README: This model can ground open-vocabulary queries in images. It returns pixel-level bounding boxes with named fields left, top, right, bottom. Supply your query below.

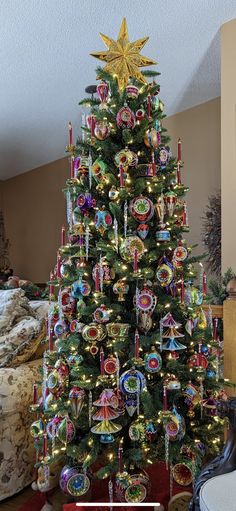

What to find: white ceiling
left=0, top=0, right=236, bottom=180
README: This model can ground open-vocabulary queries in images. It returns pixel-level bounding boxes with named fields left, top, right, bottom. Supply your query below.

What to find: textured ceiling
left=0, top=0, right=236, bottom=180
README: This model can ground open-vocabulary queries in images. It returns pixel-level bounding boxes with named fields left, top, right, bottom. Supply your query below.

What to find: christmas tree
left=31, top=19, right=225, bottom=505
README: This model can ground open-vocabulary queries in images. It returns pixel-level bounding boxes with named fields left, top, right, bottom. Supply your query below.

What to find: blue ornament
left=206, top=368, right=216, bottom=379
left=100, top=434, right=115, bottom=443
left=95, top=209, right=112, bottom=234
left=120, top=369, right=146, bottom=395
left=156, top=229, right=170, bottom=242
left=71, top=280, right=91, bottom=299
left=67, top=354, right=83, bottom=367
left=162, top=337, right=187, bottom=351
left=54, top=320, right=67, bottom=337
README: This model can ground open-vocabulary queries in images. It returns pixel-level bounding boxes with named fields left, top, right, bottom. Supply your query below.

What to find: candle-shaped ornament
left=147, top=92, right=151, bottom=119
left=203, top=271, right=207, bottom=295
left=182, top=201, right=188, bottom=227
left=61, top=226, right=65, bottom=246
left=57, top=251, right=61, bottom=278
left=176, top=162, right=181, bottom=185
left=133, top=248, right=138, bottom=272
left=43, top=432, right=48, bottom=459
left=49, top=271, right=54, bottom=299
left=119, top=164, right=125, bottom=188
left=68, top=122, right=73, bottom=146
left=49, top=328, right=54, bottom=352
left=134, top=328, right=140, bottom=359
left=33, top=383, right=38, bottom=404
left=177, top=138, right=182, bottom=162
left=100, top=347, right=105, bottom=375
left=95, top=267, right=100, bottom=292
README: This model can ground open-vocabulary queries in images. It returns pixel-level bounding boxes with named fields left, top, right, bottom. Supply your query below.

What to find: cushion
left=200, top=470, right=236, bottom=511
left=0, top=290, right=50, bottom=368
left=0, top=288, right=35, bottom=334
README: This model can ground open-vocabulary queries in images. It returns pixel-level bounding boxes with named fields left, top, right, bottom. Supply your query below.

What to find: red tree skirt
left=18, top=462, right=192, bottom=511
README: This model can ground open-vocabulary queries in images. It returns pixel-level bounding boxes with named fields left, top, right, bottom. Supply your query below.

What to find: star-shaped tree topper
left=90, top=18, right=156, bottom=90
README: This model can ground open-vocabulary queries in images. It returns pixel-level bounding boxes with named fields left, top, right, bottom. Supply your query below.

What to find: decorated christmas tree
left=30, top=19, right=225, bottom=505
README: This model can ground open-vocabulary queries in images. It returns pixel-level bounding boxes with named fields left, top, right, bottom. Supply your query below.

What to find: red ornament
left=116, top=106, right=135, bottom=129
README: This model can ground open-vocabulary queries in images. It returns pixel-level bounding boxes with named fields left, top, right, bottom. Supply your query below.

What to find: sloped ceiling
left=0, top=0, right=235, bottom=179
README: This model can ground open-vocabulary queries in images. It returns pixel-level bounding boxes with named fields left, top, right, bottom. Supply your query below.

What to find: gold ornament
left=90, top=18, right=156, bottom=90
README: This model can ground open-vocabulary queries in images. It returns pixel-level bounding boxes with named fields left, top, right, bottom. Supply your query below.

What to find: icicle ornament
left=114, top=217, right=119, bottom=252
left=88, top=151, right=93, bottom=190
left=85, top=225, right=90, bottom=261
left=124, top=201, right=128, bottom=238
left=66, top=190, right=73, bottom=229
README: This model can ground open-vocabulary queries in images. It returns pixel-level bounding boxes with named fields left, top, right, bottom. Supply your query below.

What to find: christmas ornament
left=183, top=382, right=200, bottom=406
left=94, top=120, right=110, bottom=140
left=114, top=148, right=133, bottom=168
left=187, top=353, right=208, bottom=370
left=129, top=420, right=145, bottom=441
left=91, top=389, right=122, bottom=442
left=172, top=462, right=193, bottom=486
left=156, top=228, right=170, bottom=242
left=95, top=209, right=113, bottom=234
left=173, top=241, right=188, bottom=266
left=67, top=354, right=84, bottom=367
left=116, top=469, right=150, bottom=503
left=60, top=465, right=91, bottom=497
left=144, top=128, right=161, bottom=149
left=120, top=368, right=146, bottom=416
left=57, top=417, right=75, bottom=443
left=92, top=261, right=115, bottom=288
left=137, top=223, right=149, bottom=240
left=92, top=158, right=107, bottom=183
left=54, top=319, right=67, bottom=338
left=93, top=304, right=110, bottom=323
left=109, top=185, right=119, bottom=200
left=135, top=286, right=157, bottom=334
left=61, top=289, right=75, bottom=313
left=158, top=146, right=171, bottom=168
left=54, top=358, right=69, bottom=378
left=155, top=194, right=165, bottom=224
left=156, top=256, right=174, bottom=287
left=69, top=387, right=85, bottom=418
left=145, top=421, right=157, bottom=442
left=129, top=196, right=154, bottom=223
left=106, top=323, right=130, bottom=339
left=203, top=396, right=218, bottom=416
left=164, top=190, right=177, bottom=217
left=116, top=106, right=136, bottom=129
left=76, top=193, right=96, bottom=214
left=136, top=108, right=145, bottom=120
left=71, top=280, right=91, bottom=298
left=113, top=279, right=129, bottom=301
left=120, top=236, right=145, bottom=262
left=69, top=319, right=84, bottom=334
left=30, top=419, right=44, bottom=438
left=126, top=85, right=139, bottom=98
left=97, top=81, right=110, bottom=108
left=164, top=374, right=181, bottom=390
left=91, top=18, right=156, bottom=90
left=104, top=355, right=119, bottom=375
left=82, top=323, right=106, bottom=344
left=144, top=347, right=162, bottom=373
left=197, top=308, right=207, bottom=330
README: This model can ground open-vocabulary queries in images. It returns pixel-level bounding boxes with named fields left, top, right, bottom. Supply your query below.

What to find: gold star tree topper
left=90, top=18, right=156, bottom=90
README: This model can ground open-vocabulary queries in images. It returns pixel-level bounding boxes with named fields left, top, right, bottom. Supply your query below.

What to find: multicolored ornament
left=156, top=228, right=170, bottom=242
left=164, top=190, right=177, bottom=217
left=126, top=85, right=139, bottom=99
left=82, top=323, right=106, bottom=343
left=60, top=465, right=91, bottom=497
left=124, top=470, right=150, bottom=503
left=97, top=81, right=110, bottom=108
left=183, top=382, right=200, bottom=406
left=91, top=389, right=122, bottom=441
left=94, top=120, right=110, bottom=140
left=164, top=374, right=181, bottom=390
left=144, top=128, right=161, bottom=149
left=135, top=108, right=145, bottom=121
left=116, top=106, right=135, bottom=129
left=106, top=323, right=130, bottom=339
left=92, top=158, right=107, bottom=183
left=57, top=417, right=75, bottom=443
left=135, top=286, right=157, bottom=315
left=120, top=236, right=145, bottom=262
left=69, top=387, right=86, bottom=418
left=109, top=185, right=119, bottom=200
left=129, top=420, right=145, bottom=441
left=30, top=419, right=44, bottom=438
left=158, top=146, right=171, bottom=167
left=95, top=209, right=113, bottom=234
left=129, top=196, right=154, bottom=223
left=156, top=256, right=174, bottom=287
left=76, top=193, right=96, bottom=213
left=71, top=280, right=91, bottom=299
left=61, top=289, right=75, bottom=313
left=69, top=319, right=84, bottom=334
left=137, top=223, right=149, bottom=240
left=54, top=319, right=67, bottom=338
left=144, top=347, right=162, bottom=373
left=104, top=355, right=119, bottom=375
left=172, top=462, right=193, bottom=486
left=67, top=354, right=83, bottom=367
left=93, top=304, right=110, bottom=323
left=173, top=242, right=188, bottom=266
left=120, top=369, right=146, bottom=395
left=113, top=279, right=129, bottom=301
left=145, top=421, right=157, bottom=442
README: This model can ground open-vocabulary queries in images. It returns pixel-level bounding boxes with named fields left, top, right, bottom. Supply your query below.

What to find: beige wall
left=2, top=158, right=68, bottom=282
left=1, top=98, right=221, bottom=283
left=164, top=97, right=221, bottom=257
left=221, top=19, right=236, bottom=273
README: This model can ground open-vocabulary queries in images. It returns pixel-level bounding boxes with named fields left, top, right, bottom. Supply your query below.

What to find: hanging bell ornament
left=97, top=81, right=110, bottom=109
left=94, top=120, right=110, bottom=140
left=144, top=128, right=161, bottom=149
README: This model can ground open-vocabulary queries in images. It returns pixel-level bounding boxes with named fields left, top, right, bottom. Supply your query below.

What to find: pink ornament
left=116, top=106, right=135, bottom=129
left=97, top=81, right=109, bottom=108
